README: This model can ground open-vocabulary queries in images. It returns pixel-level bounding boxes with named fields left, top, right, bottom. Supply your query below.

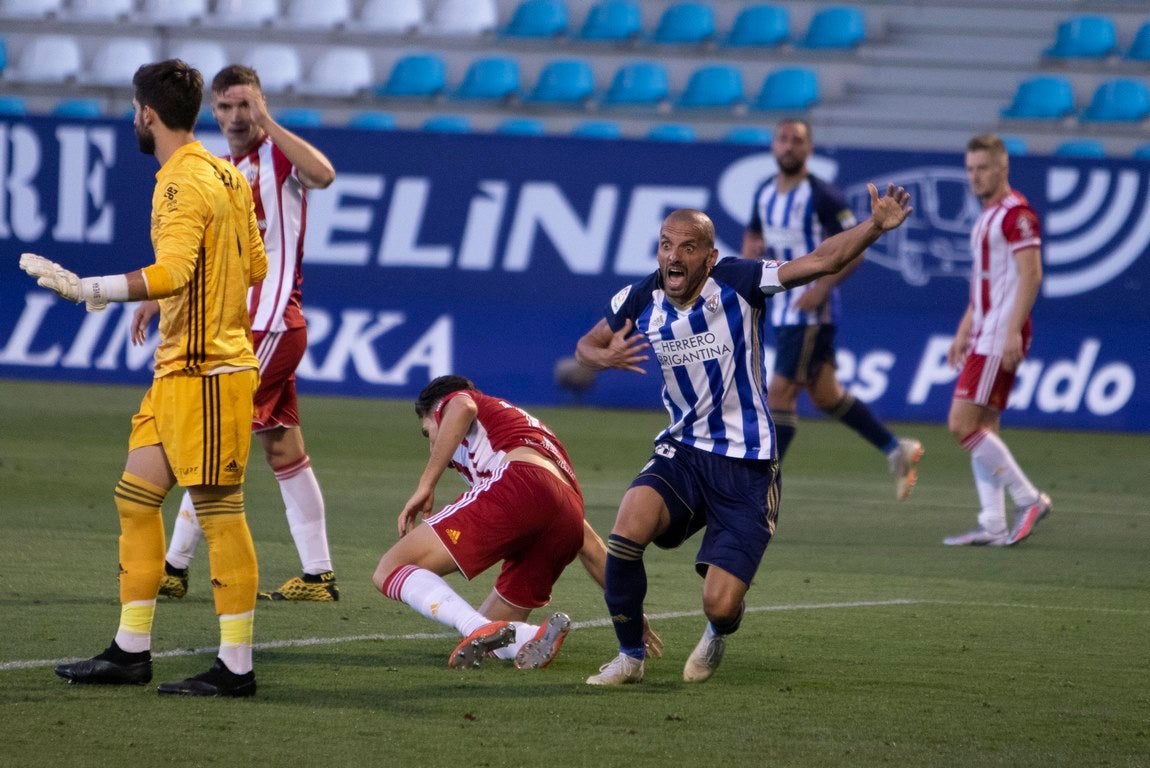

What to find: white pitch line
left=0, top=598, right=921, bottom=672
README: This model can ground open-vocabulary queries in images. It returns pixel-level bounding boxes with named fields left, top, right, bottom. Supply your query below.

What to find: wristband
left=79, top=274, right=130, bottom=311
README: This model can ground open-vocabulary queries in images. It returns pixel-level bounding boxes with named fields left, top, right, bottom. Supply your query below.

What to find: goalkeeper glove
left=19, top=252, right=128, bottom=312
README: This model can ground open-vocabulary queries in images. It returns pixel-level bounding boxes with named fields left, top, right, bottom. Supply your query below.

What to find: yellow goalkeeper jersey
left=143, top=141, right=267, bottom=377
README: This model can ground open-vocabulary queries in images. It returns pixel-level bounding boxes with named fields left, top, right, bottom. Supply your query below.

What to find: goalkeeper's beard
left=135, top=122, right=156, bottom=156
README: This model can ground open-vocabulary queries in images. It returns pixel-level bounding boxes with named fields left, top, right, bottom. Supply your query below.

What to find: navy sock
left=604, top=533, right=648, bottom=659
left=828, top=394, right=897, bottom=454
left=773, top=409, right=798, bottom=461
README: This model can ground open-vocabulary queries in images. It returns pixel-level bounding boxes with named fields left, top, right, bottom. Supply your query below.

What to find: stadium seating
left=89, top=38, right=159, bottom=87
left=504, top=0, right=568, bottom=38
left=754, top=67, right=819, bottom=110
left=678, top=65, right=744, bottom=109
left=140, top=0, right=208, bottom=25
left=13, top=34, right=82, bottom=84
left=52, top=98, right=103, bottom=118
left=1081, top=78, right=1150, bottom=122
left=648, top=123, right=696, bottom=142
left=496, top=117, right=546, bottom=135
left=378, top=53, right=447, bottom=98
left=347, top=111, right=397, bottom=130
left=1125, top=22, right=1150, bottom=61
left=0, top=0, right=62, bottom=19
left=0, top=36, right=6, bottom=74
left=456, top=57, right=520, bottom=101
left=527, top=59, right=595, bottom=104
left=68, top=0, right=133, bottom=21
left=169, top=41, right=228, bottom=82
left=1133, top=143, right=1150, bottom=160
left=209, top=0, right=278, bottom=28
left=1054, top=139, right=1106, bottom=157
left=571, top=120, right=622, bottom=138
left=1000, top=76, right=1075, bottom=120
left=275, top=108, right=324, bottom=127
left=999, top=134, right=1028, bottom=155
left=422, top=114, right=471, bottom=132
left=0, top=95, right=28, bottom=116
left=726, top=5, right=789, bottom=48
left=579, top=1, right=641, bottom=42
left=282, top=0, right=352, bottom=30
left=724, top=126, right=774, bottom=144
left=603, top=61, right=669, bottom=106
left=652, top=3, right=715, bottom=45
left=359, top=0, right=424, bottom=34
left=801, top=6, right=866, bottom=49
left=302, top=48, right=374, bottom=97
left=425, top=0, right=498, bottom=37
left=242, top=45, right=303, bottom=93
left=1044, top=15, right=1117, bottom=59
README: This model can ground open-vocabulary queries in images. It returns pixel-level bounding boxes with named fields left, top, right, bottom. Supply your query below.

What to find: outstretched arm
left=777, top=183, right=912, bottom=289
left=20, top=253, right=151, bottom=312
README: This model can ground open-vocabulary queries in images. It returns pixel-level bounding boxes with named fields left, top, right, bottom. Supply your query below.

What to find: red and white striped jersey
left=225, top=137, right=307, bottom=333
left=968, top=189, right=1041, bottom=356
left=435, top=390, right=580, bottom=494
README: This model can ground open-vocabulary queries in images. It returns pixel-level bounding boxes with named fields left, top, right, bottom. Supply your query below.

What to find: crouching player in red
left=373, top=375, right=660, bottom=669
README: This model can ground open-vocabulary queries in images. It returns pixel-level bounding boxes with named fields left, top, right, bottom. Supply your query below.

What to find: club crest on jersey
left=610, top=285, right=632, bottom=315
left=705, top=293, right=721, bottom=313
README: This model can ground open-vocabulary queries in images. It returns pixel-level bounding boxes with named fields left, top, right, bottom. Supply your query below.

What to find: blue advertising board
left=1, top=116, right=1146, bottom=431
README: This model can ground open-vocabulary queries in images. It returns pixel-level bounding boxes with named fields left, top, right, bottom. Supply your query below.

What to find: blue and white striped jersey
left=603, top=257, right=786, bottom=461
left=746, top=174, right=856, bottom=327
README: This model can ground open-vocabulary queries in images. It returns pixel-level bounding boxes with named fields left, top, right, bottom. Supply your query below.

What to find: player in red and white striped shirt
left=155, top=65, right=340, bottom=600
left=944, top=135, right=1051, bottom=547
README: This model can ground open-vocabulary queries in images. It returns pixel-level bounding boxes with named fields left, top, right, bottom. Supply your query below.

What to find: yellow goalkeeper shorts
left=129, top=369, right=258, bottom=487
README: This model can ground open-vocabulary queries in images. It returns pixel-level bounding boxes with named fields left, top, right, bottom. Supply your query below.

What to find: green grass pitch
left=1, top=379, right=1147, bottom=767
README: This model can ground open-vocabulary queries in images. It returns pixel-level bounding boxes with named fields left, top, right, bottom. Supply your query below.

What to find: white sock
left=165, top=492, right=202, bottom=569
left=493, top=621, right=538, bottom=660
left=277, top=458, right=333, bottom=574
left=218, top=611, right=253, bottom=675
left=971, top=454, right=1008, bottom=535
left=393, top=567, right=488, bottom=636
left=969, top=430, right=1039, bottom=511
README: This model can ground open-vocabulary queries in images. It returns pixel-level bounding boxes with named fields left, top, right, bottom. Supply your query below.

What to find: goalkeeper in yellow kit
left=20, top=59, right=268, bottom=697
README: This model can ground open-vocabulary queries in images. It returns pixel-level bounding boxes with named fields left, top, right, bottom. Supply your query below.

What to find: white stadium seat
left=300, top=47, right=374, bottom=97
left=14, top=35, right=82, bottom=84
left=140, top=0, right=208, bottom=25
left=360, top=0, right=423, bottom=34
left=209, top=0, right=279, bottom=28
left=88, top=38, right=160, bottom=87
left=169, top=40, right=230, bottom=82
left=0, top=0, right=63, bottom=20
left=241, top=44, right=302, bottom=93
left=68, top=0, right=133, bottom=21
left=424, top=0, right=498, bottom=37
left=281, top=0, right=352, bottom=30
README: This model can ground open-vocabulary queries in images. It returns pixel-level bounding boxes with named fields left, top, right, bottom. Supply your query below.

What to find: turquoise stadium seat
left=726, top=4, right=788, bottom=48
left=603, top=61, right=669, bottom=106
left=53, top=98, right=103, bottom=118
left=1125, top=22, right=1150, bottom=61
left=378, top=54, right=446, bottom=98
left=456, top=57, right=520, bottom=101
left=1001, top=76, right=1075, bottom=120
left=504, top=0, right=568, bottom=38
left=724, top=126, right=773, bottom=145
left=755, top=67, right=819, bottom=110
left=276, top=108, right=323, bottom=128
left=1045, top=15, right=1117, bottom=59
left=0, top=95, right=28, bottom=116
left=1081, top=79, right=1150, bottom=122
left=579, top=1, right=640, bottom=42
left=1054, top=139, right=1106, bottom=158
left=647, top=124, right=695, bottom=142
left=1000, top=135, right=1028, bottom=156
left=801, top=6, right=865, bottom=49
left=348, top=112, right=397, bottom=130
left=572, top=121, right=622, bottom=138
left=1132, top=143, right=1150, bottom=160
left=653, top=3, right=715, bottom=44
left=527, top=59, right=595, bottom=104
left=679, top=65, right=743, bottom=108
left=422, top=115, right=471, bottom=133
left=496, top=118, right=546, bottom=135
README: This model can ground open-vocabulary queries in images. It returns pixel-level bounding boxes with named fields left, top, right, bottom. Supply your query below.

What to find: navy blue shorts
left=629, top=440, right=780, bottom=586
left=773, top=324, right=837, bottom=385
